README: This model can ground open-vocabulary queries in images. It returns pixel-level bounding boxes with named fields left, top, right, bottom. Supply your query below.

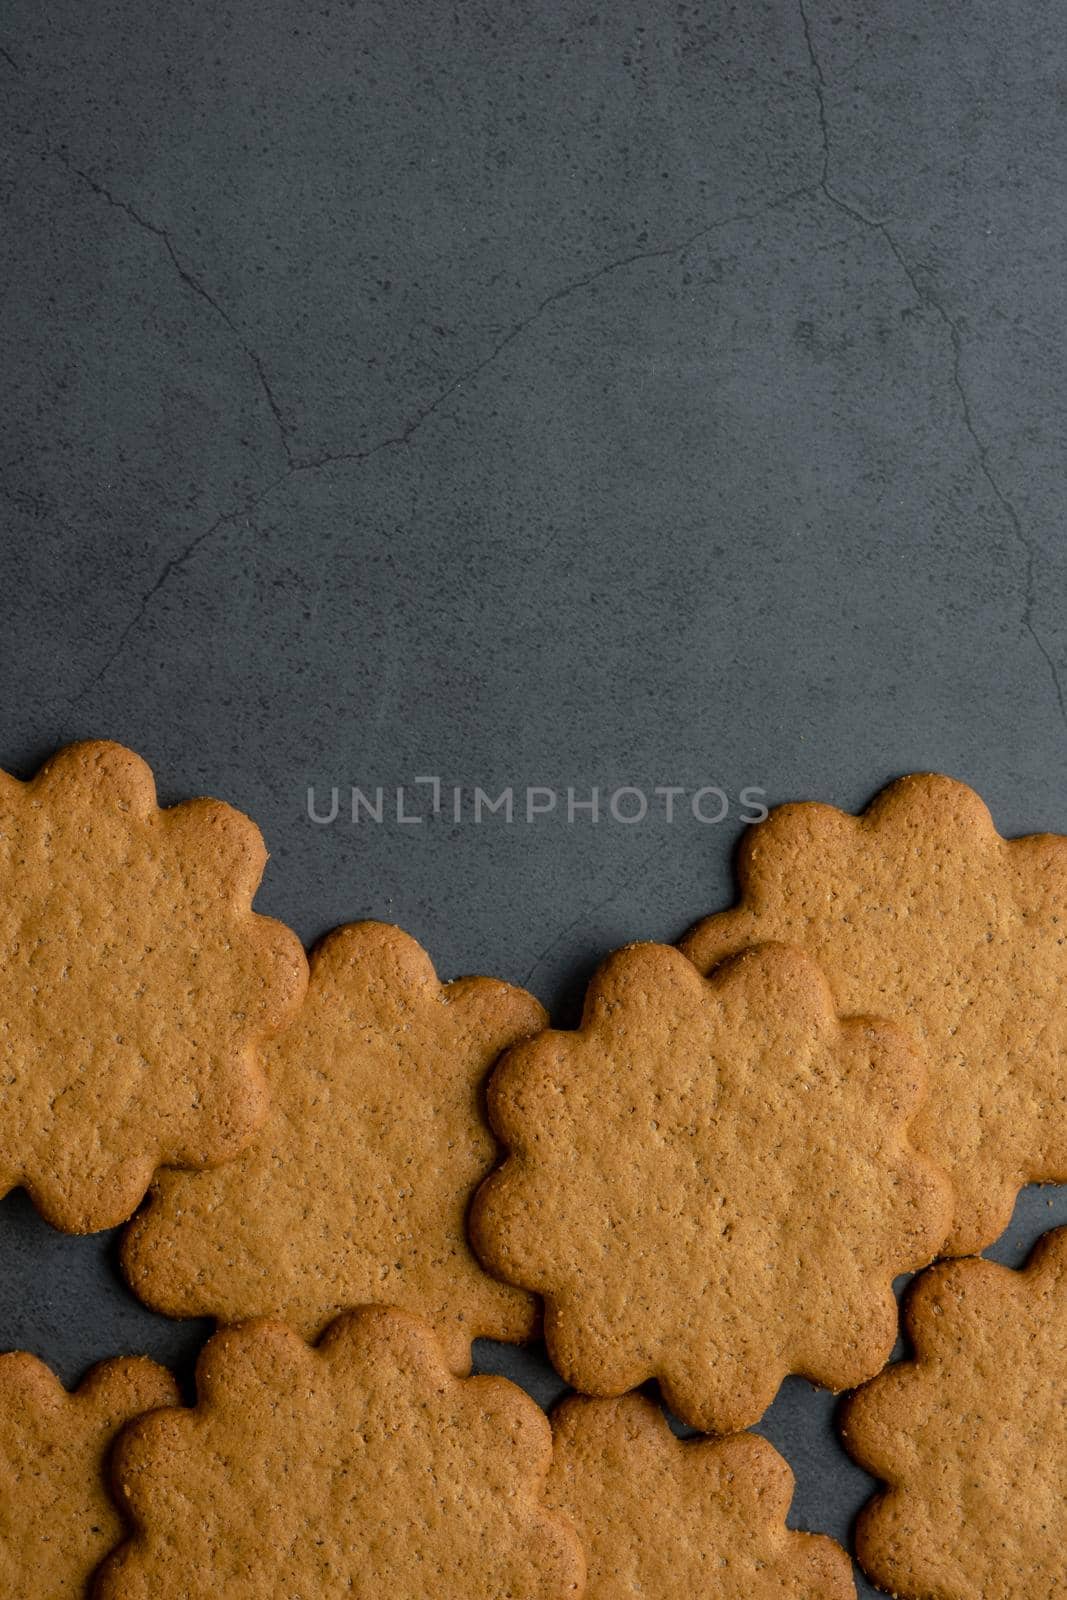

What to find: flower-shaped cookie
left=97, top=1308, right=585, bottom=1600
left=472, top=941, right=950, bottom=1433
left=0, top=741, right=307, bottom=1232
left=0, top=1352, right=177, bottom=1598
left=682, top=773, right=1067, bottom=1255
left=123, top=922, right=545, bottom=1372
left=841, top=1229, right=1067, bottom=1600
left=547, top=1394, right=855, bottom=1598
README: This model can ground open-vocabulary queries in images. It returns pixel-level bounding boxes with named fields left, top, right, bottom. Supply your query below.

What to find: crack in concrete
left=0, top=43, right=20, bottom=73
left=292, top=183, right=813, bottom=480
left=66, top=509, right=242, bottom=709
left=20, top=20, right=1064, bottom=729
left=521, top=835, right=670, bottom=994
left=59, top=147, right=806, bottom=490
left=942, top=323, right=1067, bottom=728
left=58, top=154, right=296, bottom=468
left=65, top=181, right=812, bottom=705
left=678, top=37, right=802, bottom=99
left=797, top=0, right=1067, bottom=731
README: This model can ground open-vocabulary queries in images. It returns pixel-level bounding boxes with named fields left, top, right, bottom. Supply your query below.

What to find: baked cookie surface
left=472, top=940, right=949, bottom=1432
left=682, top=773, right=1067, bottom=1254
left=97, top=1307, right=585, bottom=1600
left=0, top=741, right=307, bottom=1232
left=122, top=921, right=545, bottom=1372
left=0, top=1352, right=177, bottom=1600
left=547, top=1393, right=855, bottom=1598
left=841, top=1229, right=1067, bottom=1600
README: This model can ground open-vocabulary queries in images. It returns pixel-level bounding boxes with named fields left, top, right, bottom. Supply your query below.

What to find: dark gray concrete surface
left=1, top=2, right=1065, bottom=1592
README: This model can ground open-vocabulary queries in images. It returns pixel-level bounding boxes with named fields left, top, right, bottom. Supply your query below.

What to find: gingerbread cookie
left=841, top=1229, right=1067, bottom=1600
left=122, top=922, right=545, bottom=1372
left=471, top=941, right=949, bottom=1433
left=547, top=1394, right=855, bottom=1598
left=0, top=741, right=307, bottom=1233
left=97, top=1307, right=585, bottom=1599
left=0, top=1352, right=177, bottom=1599
left=682, top=773, right=1067, bottom=1254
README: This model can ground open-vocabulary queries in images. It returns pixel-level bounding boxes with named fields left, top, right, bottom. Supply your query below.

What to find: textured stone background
left=2, top=2, right=1066, bottom=1591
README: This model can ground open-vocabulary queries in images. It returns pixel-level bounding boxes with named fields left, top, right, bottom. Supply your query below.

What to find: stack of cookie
left=0, top=744, right=1063, bottom=1599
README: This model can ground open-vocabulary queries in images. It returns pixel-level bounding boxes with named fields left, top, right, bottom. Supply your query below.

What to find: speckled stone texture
left=1, top=3, right=1066, bottom=1594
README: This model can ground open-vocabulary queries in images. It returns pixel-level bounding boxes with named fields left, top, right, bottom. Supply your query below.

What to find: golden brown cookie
left=122, top=922, right=545, bottom=1373
left=0, top=741, right=307, bottom=1233
left=681, top=773, right=1067, bottom=1255
left=97, top=1307, right=585, bottom=1600
left=840, top=1229, right=1067, bottom=1600
left=547, top=1393, right=855, bottom=1598
left=471, top=940, right=949, bottom=1433
left=0, top=1352, right=177, bottom=1599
